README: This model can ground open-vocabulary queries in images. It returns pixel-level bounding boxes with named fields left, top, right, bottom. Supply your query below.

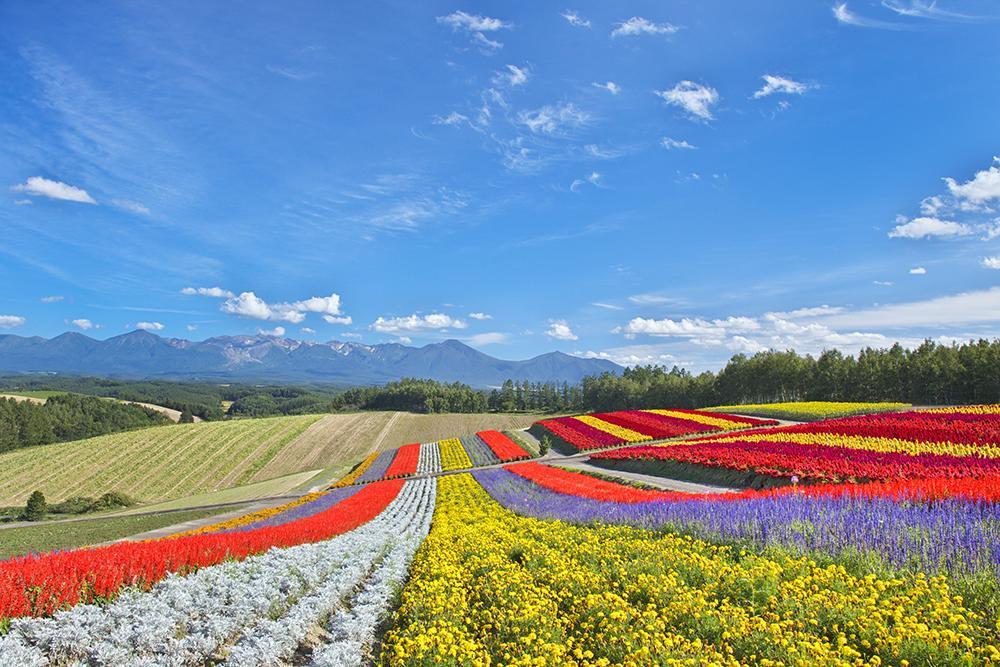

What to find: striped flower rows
left=1, top=479, right=435, bottom=665
left=530, top=408, right=777, bottom=452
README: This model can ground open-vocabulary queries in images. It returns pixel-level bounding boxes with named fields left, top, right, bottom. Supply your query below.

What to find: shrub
left=22, top=491, right=47, bottom=521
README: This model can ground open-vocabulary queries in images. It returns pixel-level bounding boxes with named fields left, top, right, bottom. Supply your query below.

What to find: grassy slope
left=0, top=507, right=231, bottom=560
left=0, top=414, right=322, bottom=505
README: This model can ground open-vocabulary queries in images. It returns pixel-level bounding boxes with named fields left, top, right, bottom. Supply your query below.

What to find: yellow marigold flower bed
left=170, top=490, right=326, bottom=537
left=698, top=430, right=1000, bottom=459
left=925, top=404, right=1000, bottom=415
left=703, top=402, right=910, bottom=421
left=380, top=474, right=999, bottom=666
left=438, top=437, right=472, bottom=471
left=332, top=450, right=380, bottom=487
left=574, top=415, right=652, bottom=443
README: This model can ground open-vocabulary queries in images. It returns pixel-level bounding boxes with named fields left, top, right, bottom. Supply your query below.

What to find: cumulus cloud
left=258, top=326, right=286, bottom=337
left=394, top=336, right=413, bottom=345
left=469, top=312, right=493, bottom=320
left=301, top=327, right=316, bottom=334
left=944, top=157, right=1000, bottom=206
left=494, top=64, right=529, bottom=87
left=546, top=319, right=578, bottom=340
left=221, top=291, right=347, bottom=324
left=40, top=295, right=64, bottom=303
left=910, top=266, right=927, bottom=275
left=181, top=286, right=235, bottom=298
left=614, top=316, right=760, bottom=339
left=517, top=103, right=591, bottom=134
left=753, top=75, right=810, bottom=98
left=982, top=256, right=1000, bottom=270
left=11, top=176, right=96, bottom=204
left=561, top=10, right=591, bottom=28
left=592, top=81, right=621, bottom=95
left=370, top=313, right=467, bottom=333
left=71, top=318, right=93, bottom=330
left=661, top=137, right=697, bottom=150
left=888, top=216, right=973, bottom=239
left=136, top=321, right=164, bottom=331
left=611, top=16, right=680, bottom=38
left=0, top=315, right=26, bottom=329
left=655, top=81, right=719, bottom=121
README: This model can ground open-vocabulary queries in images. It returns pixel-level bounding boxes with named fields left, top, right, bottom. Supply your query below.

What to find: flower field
left=529, top=408, right=777, bottom=451
left=380, top=473, right=999, bottom=665
left=704, top=401, right=911, bottom=421
left=590, top=405, right=1000, bottom=484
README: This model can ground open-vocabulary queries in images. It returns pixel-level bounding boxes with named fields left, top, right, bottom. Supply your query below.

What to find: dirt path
left=369, top=411, right=403, bottom=452
left=123, top=401, right=203, bottom=423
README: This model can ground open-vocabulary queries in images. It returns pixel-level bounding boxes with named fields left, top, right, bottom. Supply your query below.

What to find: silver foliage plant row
left=0, top=478, right=437, bottom=667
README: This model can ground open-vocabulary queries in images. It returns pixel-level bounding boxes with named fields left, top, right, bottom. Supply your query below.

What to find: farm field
left=0, top=506, right=232, bottom=560
left=1, top=405, right=998, bottom=664
left=703, top=400, right=911, bottom=421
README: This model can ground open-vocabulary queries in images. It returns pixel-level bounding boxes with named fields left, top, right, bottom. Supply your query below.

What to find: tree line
left=0, top=394, right=171, bottom=453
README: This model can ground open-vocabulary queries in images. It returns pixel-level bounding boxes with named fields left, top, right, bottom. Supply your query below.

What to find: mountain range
left=0, top=331, right=622, bottom=387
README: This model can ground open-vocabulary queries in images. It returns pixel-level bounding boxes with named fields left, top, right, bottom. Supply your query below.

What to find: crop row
left=381, top=473, right=999, bottom=665
left=1, top=478, right=436, bottom=665
left=530, top=408, right=777, bottom=452
left=0, top=479, right=402, bottom=622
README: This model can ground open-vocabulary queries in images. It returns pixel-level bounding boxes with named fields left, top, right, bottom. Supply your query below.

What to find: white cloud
left=371, top=313, right=468, bottom=333
left=465, top=332, right=507, bottom=345
left=437, top=11, right=510, bottom=52
left=258, top=326, right=286, bottom=337
left=614, top=316, right=760, bottom=339
left=186, top=324, right=197, bottom=332
left=517, top=103, right=590, bottom=134
left=469, top=312, right=493, bottom=320
left=221, top=291, right=347, bottom=324
left=874, top=280, right=895, bottom=286
left=394, top=336, right=413, bottom=345
left=821, top=287, right=1000, bottom=328
left=71, top=318, right=93, bottom=330
left=136, top=321, right=164, bottom=331
left=546, top=319, right=578, bottom=340
left=570, top=171, right=602, bottom=192
left=591, top=302, right=623, bottom=310
left=627, top=293, right=684, bottom=306
left=433, top=111, right=469, bottom=126
left=832, top=2, right=909, bottom=28
left=753, top=75, right=810, bottom=98
left=909, top=266, right=927, bottom=274
left=494, top=64, right=529, bottom=87
left=944, top=157, right=1000, bottom=206
left=982, top=256, right=1000, bottom=270
left=0, top=315, right=26, bottom=329
left=765, top=305, right=844, bottom=319
left=611, top=16, right=680, bottom=38
left=181, top=286, right=235, bottom=298
left=592, top=81, right=621, bottom=95
left=881, top=0, right=977, bottom=20
left=111, top=199, right=150, bottom=215
left=40, top=295, right=64, bottom=303
left=561, top=10, right=591, bottom=27
left=301, top=327, right=316, bottom=334
left=661, top=137, right=697, bottom=150
left=655, top=81, right=719, bottom=121
left=888, top=216, right=973, bottom=239
left=580, top=344, right=678, bottom=366
left=11, top=176, right=96, bottom=204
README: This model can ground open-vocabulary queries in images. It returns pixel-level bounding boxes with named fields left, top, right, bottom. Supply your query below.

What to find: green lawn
left=0, top=507, right=231, bottom=559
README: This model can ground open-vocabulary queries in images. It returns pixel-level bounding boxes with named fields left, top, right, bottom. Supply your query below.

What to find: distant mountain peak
left=0, top=331, right=622, bottom=386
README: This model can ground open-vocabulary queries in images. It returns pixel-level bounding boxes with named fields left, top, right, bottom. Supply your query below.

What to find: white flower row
left=416, top=442, right=441, bottom=474
left=0, top=478, right=436, bottom=667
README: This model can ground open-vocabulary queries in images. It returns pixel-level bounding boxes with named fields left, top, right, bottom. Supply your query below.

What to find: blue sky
left=2, top=0, right=999, bottom=370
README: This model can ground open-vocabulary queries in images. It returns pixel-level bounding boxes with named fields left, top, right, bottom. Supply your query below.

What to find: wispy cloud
left=832, top=3, right=912, bottom=29
left=570, top=171, right=602, bottom=192
left=465, top=332, right=507, bottom=345
left=40, top=295, right=64, bottom=303
left=753, top=75, right=811, bottom=99
left=469, top=312, right=493, bottom=320
left=493, top=64, right=530, bottom=87
left=592, top=81, right=621, bottom=95
left=11, top=176, right=96, bottom=204
left=591, top=302, right=624, bottom=310
left=437, top=11, right=511, bottom=53
left=655, top=81, right=719, bottom=121
left=517, top=103, right=591, bottom=135
left=611, top=17, right=680, bottom=38
left=560, top=10, right=591, bottom=28
left=881, top=0, right=980, bottom=21
left=661, top=137, right=697, bottom=150
left=111, top=199, right=151, bottom=215
left=181, top=286, right=235, bottom=298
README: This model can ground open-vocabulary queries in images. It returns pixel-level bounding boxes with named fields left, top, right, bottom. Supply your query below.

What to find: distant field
left=0, top=411, right=544, bottom=506
left=0, top=390, right=68, bottom=400
left=254, top=411, right=545, bottom=485
left=0, top=507, right=230, bottom=560
left=703, top=401, right=911, bottom=421
left=0, top=415, right=322, bottom=505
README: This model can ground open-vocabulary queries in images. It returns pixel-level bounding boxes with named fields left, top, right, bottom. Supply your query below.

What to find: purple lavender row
left=472, top=467, right=1000, bottom=581
left=461, top=435, right=499, bottom=467
left=223, top=485, right=362, bottom=533
left=357, top=449, right=396, bottom=483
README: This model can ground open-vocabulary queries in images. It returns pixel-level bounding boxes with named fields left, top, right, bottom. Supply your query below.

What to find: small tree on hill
left=539, top=435, right=551, bottom=456
left=23, top=490, right=47, bottom=521
left=179, top=410, right=195, bottom=423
